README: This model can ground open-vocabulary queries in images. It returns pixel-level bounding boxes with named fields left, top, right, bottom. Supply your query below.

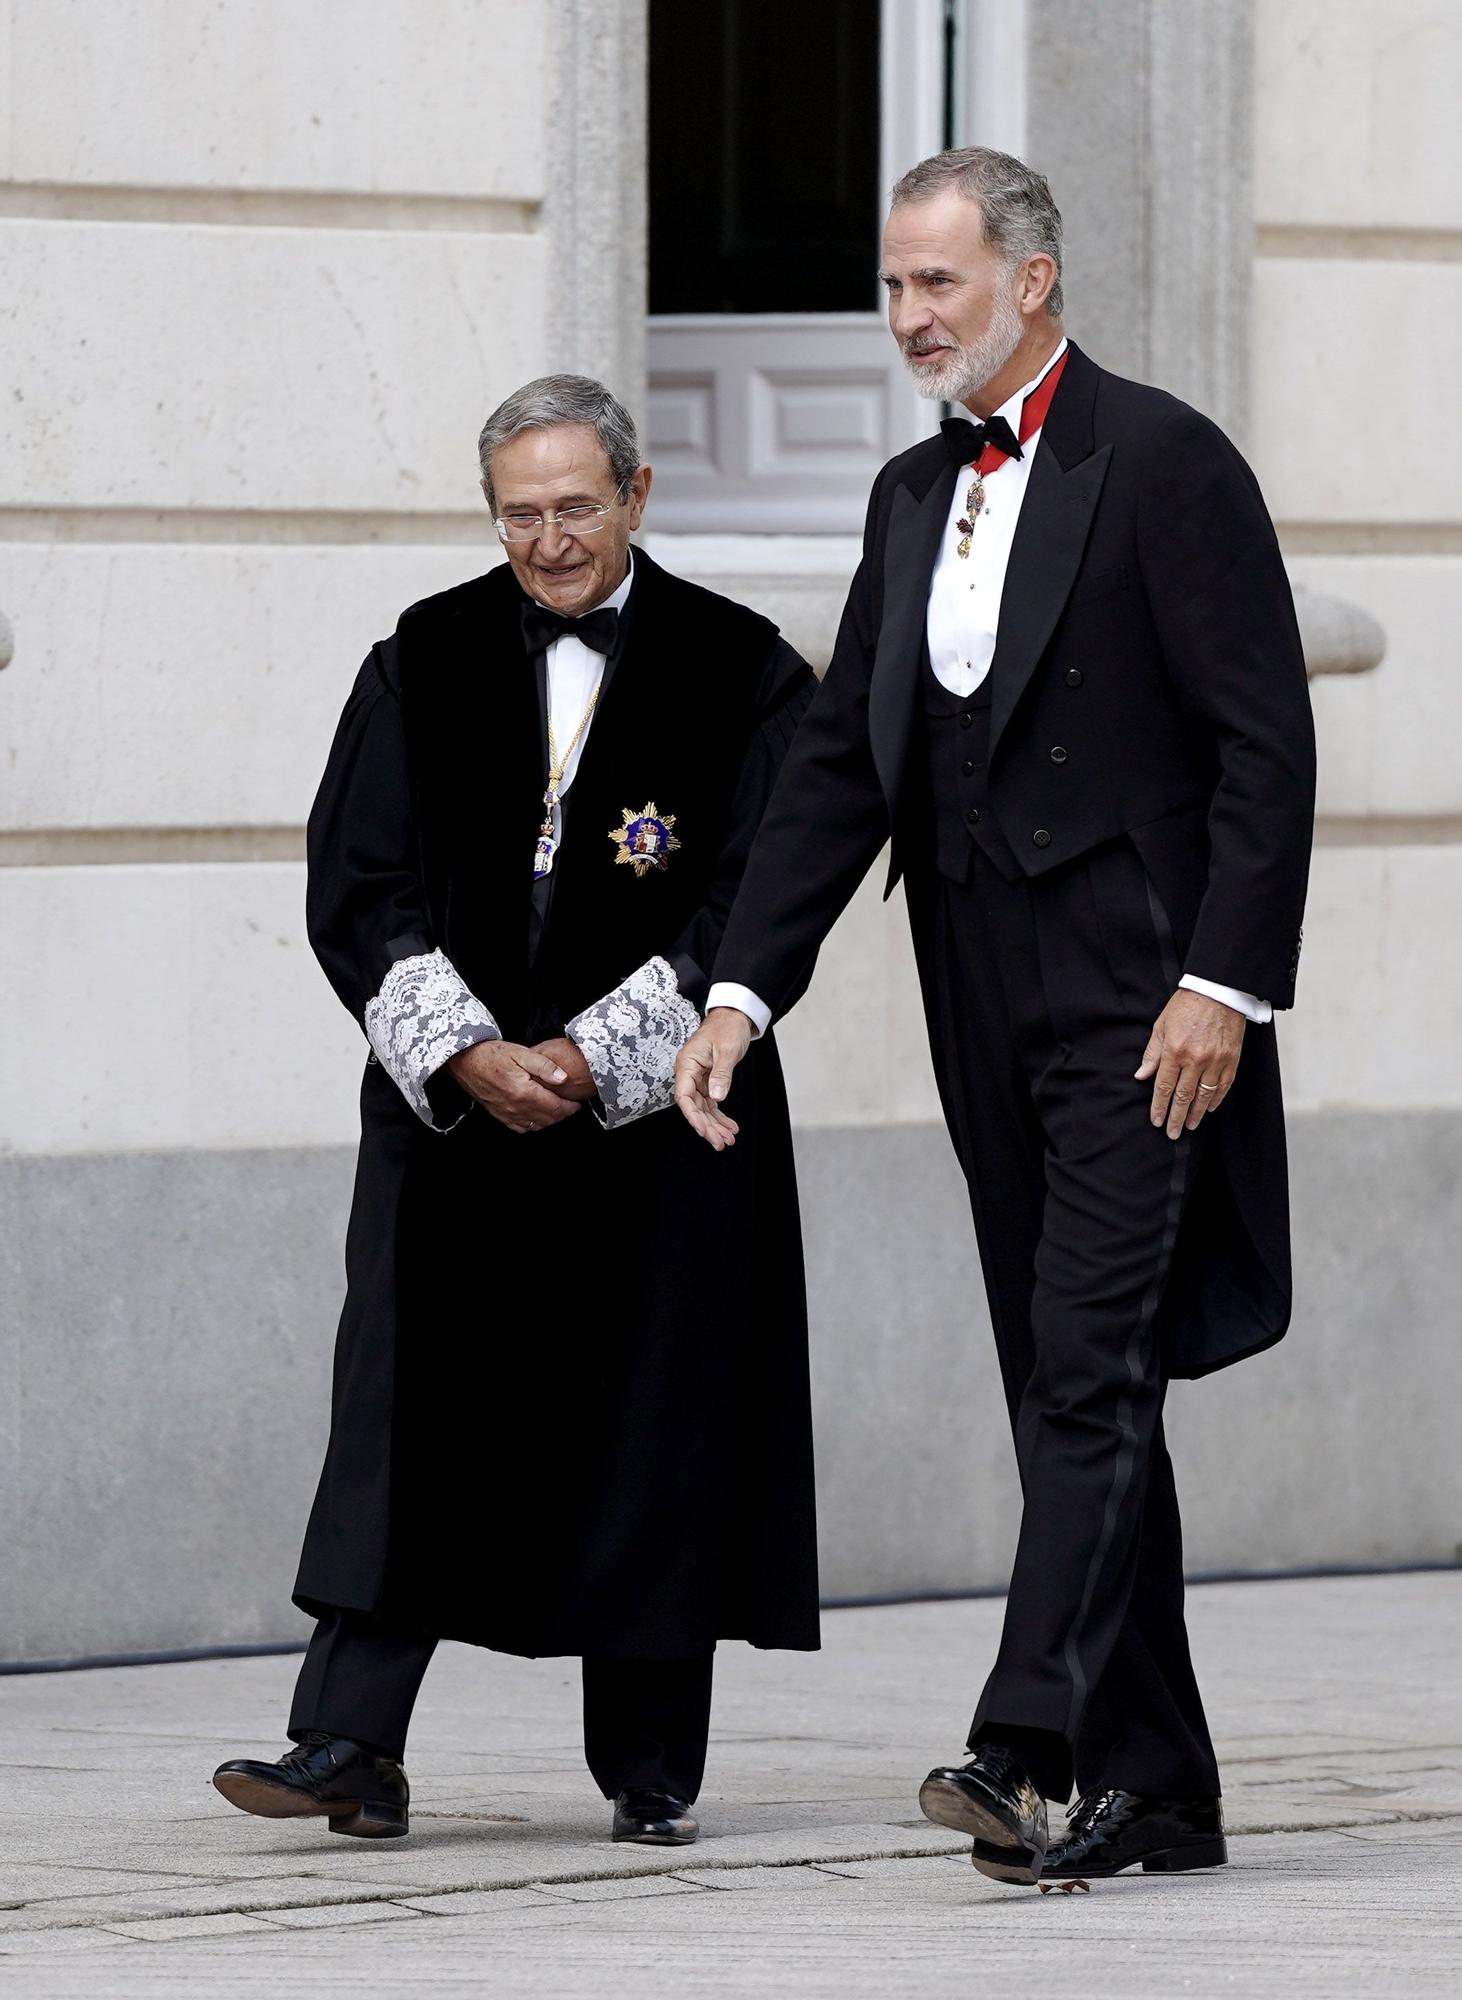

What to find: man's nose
left=538, top=515, right=571, bottom=557
left=893, top=297, right=933, bottom=341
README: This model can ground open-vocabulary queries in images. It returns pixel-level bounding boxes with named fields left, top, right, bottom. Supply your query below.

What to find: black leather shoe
left=612, top=1788, right=699, bottom=1845
left=919, top=1745, right=1048, bottom=1885
left=212, top=1733, right=409, bottom=1838
left=1043, top=1788, right=1226, bottom=1879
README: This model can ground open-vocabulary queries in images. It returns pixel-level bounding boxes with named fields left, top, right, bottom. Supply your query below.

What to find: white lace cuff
left=566, top=955, right=702, bottom=1131
left=364, top=949, right=500, bottom=1130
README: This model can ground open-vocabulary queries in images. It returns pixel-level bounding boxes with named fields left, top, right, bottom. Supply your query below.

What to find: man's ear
left=1018, top=254, right=1058, bottom=318
left=627, top=463, right=652, bottom=530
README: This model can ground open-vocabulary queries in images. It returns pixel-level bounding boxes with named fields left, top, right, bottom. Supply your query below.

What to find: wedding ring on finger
left=1198, top=1082, right=1219, bottom=1093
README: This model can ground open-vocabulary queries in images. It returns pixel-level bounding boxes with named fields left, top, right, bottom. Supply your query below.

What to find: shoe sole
left=1142, top=1837, right=1227, bottom=1873
left=1044, top=1836, right=1228, bottom=1882
left=612, top=1828, right=699, bottom=1846
left=212, top=1771, right=408, bottom=1839
left=918, top=1776, right=1044, bottom=1886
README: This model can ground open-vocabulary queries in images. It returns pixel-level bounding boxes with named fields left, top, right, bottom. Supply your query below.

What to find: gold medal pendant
left=955, top=472, right=986, bottom=560
left=533, top=784, right=560, bottom=879
left=609, top=801, right=680, bottom=877
left=533, top=682, right=601, bottom=880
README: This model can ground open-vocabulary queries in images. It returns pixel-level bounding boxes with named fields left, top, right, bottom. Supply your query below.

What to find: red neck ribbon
left=972, top=348, right=1069, bottom=475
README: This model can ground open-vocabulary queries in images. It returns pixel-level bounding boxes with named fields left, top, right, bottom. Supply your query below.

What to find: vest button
left=1050, top=745, right=1068, bottom=764
left=958, top=710, right=974, bottom=728
left=961, top=760, right=975, bottom=778
left=1033, top=828, right=1052, bottom=848
left=967, top=806, right=981, bottom=824
left=1065, top=667, right=1083, bottom=687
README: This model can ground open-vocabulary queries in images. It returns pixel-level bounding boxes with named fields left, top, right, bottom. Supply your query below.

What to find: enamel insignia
left=609, top=801, right=680, bottom=876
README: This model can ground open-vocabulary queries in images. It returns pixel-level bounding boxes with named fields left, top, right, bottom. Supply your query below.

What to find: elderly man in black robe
left=211, top=375, right=819, bottom=1846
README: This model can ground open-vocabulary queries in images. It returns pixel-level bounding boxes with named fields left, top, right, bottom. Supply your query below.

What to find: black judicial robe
left=294, top=551, right=821, bottom=1657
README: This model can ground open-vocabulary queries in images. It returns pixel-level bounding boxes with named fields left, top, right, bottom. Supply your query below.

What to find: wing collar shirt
left=538, top=550, right=636, bottom=848
left=709, top=343, right=1268, bottom=1035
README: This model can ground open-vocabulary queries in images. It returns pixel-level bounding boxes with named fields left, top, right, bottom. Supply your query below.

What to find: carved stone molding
left=542, top=0, right=649, bottom=425
left=1024, top=0, right=1255, bottom=445
left=1292, top=586, right=1387, bottom=678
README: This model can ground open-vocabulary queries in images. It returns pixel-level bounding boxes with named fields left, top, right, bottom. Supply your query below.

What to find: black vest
left=920, top=649, right=1021, bottom=883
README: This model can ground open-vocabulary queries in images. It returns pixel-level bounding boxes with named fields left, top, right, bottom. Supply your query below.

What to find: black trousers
left=288, top=1609, right=715, bottom=1803
left=913, top=836, right=1222, bottom=1805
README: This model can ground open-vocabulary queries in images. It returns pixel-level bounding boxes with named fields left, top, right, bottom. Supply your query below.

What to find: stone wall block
left=1256, top=0, right=1462, bottom=231
left=1295, top=556, right=1460, bottom=819
left=7, top=0, right=546, bottom=200
left=1, top=222, right=545, bottom=513
left=0, top=864, right=362, bottom=1155
left=0, top=544, right=499, bottom=832
left=1252, top=259, right=1462, bottom=521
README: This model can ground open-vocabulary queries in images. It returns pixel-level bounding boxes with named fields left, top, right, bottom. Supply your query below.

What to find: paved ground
left=1, top=1573, right=1459, bottom=1996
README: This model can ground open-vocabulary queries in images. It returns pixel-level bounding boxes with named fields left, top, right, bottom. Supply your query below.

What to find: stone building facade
left=2, top=0, right=1457, bottom=1661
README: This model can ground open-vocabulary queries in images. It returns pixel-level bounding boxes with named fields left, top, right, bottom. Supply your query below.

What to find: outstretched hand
left=673, top=1007, right=754, bottom=1151
left=1136, top=990, right=1246, bottom=1139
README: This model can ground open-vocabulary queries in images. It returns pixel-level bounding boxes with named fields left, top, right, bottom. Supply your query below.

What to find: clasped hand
left=448, top=1035, right=596, bottom=1134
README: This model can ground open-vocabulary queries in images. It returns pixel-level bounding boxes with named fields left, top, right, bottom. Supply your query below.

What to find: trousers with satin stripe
left=907, top=815, right=1222, bottom=1803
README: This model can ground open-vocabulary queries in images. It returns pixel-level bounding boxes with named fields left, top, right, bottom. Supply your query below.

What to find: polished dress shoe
left=1043, top=1788, right=1226, bottom=1879
left=212, top=1732, right=409, bottom=1838
left=919, top=1745, right=1048, bottom=1885
left=612, top=1788, right=699, bottom=1845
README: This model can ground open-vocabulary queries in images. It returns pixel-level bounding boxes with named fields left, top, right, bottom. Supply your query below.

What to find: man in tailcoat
left=212, top=376, right=820, bottom=1845
left=676, top=149, right=1316, bottom=1885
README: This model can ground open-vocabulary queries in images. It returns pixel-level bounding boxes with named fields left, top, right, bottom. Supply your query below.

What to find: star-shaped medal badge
left=609, top=801, right=681, bottom=877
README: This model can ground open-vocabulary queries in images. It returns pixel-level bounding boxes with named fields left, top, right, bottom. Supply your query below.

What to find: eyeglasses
left=493, top=500, right=622, bottom=544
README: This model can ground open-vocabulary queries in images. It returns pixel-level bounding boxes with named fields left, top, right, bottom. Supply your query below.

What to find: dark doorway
left=649, top=0, right=882, bottom=315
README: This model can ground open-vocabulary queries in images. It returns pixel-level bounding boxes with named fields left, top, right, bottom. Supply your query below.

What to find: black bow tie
left=941, top=413, right=1023, bottom=468
left=520, top=602, right=620, bottom=657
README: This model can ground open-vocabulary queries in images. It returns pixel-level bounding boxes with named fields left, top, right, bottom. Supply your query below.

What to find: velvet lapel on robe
left=534, top=551, right=773, bottom=1012
left=528, top=579, right=636, bottom=983
left=399, top=551, right=777, bottom=1039
left=398, top=569, right=546, bottom=1041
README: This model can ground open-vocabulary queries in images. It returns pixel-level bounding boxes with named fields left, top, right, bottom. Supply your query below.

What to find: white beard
left=903, top=283, right=1026, bottom=404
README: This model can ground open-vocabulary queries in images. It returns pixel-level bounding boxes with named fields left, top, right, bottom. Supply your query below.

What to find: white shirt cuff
left=706, top=981, right=772, bottom=1041
left=1179, top=974, right=1272, bottom=1025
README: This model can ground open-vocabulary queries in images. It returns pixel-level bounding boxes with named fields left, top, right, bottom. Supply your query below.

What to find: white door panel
left=647, top=0, right=945, bottom=533
left=649, top=313, right=934, bottom=531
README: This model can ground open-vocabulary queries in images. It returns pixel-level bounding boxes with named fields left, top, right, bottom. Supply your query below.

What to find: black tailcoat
left=296, top=552, right=820, bottom=1658
left=714, top=342, right=1317, bottom=1379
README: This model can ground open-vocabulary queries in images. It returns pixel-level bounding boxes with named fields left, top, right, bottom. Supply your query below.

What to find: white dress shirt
left=538, top=552, right=635, bottom=848
left=927, top=338, right=1068, bottom=697
left=709, top=345, right=1269, bottom=1035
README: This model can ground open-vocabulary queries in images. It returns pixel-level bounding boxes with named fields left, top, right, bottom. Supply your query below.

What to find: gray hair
left=477, top=374, right=640, bottom=507
left=890, top=147, right=1064, bottom=317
